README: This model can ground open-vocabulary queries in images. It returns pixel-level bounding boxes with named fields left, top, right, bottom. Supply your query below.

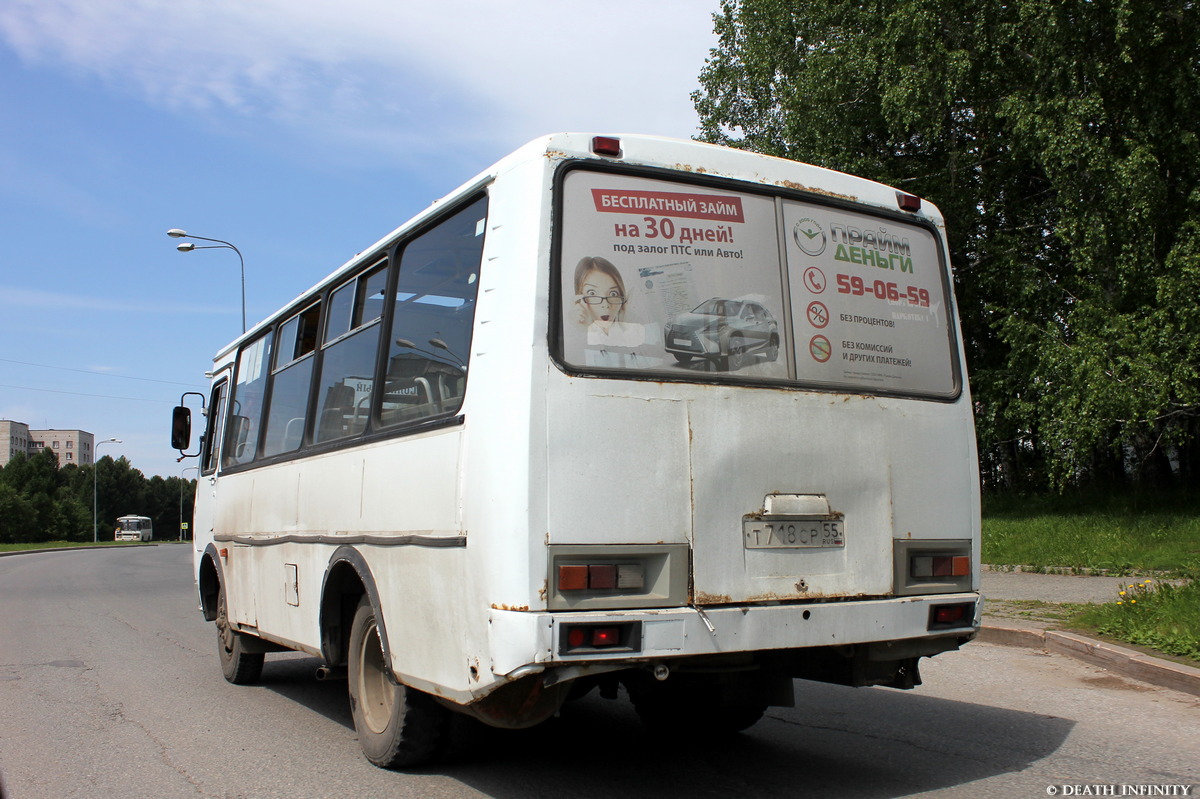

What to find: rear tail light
left=928, top=602, right=974, bottom=630
left=893, top=540, right=973, bottom=596
left=558, top=563, right=644, bottom=592
left=911, top=555, right=970, bottom=579
left=558, top=564, right=588, bottom=590
left=589, top=627, right=622, bottom=646
left=560, top=622, right=641, bottom=655
left=548, top=544, right=688, bottom=611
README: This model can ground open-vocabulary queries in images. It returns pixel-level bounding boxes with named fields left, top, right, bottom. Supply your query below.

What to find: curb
left=980, top=622, right=1200, bottom=698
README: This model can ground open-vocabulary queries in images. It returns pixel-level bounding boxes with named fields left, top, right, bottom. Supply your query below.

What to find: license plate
left=744, top=519, right=844, bottom=549
left=673, top=337, right=693, bottom=347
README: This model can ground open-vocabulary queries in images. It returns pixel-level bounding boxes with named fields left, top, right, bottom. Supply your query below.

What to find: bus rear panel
left=176, top=133, right=979, bottom=768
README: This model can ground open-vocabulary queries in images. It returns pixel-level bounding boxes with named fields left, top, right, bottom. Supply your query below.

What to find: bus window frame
left=222, top=329, right=275, bottom=470
left=376, top=193, right=487, bottom=433
left=200, top=377, right=229, bottom=476
left=312, top=258, right=390, bottom=446
left=260, top=301, right=323, bottom=458
left=548, top=160, right=964, bottom=403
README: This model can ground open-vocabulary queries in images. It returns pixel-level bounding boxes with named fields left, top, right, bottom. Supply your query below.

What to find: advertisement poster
left=781, top=201, right=958, bottom=397
left=560, top=170, right=787, bottom=377
left=558, top=168, right=959, bottom=398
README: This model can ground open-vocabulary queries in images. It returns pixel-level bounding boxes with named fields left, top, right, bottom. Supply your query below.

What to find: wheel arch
left=198, top=544, right=223, bottom=622
left=321, top=546, right=384, bottom=670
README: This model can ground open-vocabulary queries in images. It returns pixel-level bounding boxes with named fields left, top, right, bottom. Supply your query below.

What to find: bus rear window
left=556, top=168, right=960, bottom=399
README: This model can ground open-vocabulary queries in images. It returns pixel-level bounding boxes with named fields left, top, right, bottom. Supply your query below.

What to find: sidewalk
left=979, top=566, right=1200, bottom=697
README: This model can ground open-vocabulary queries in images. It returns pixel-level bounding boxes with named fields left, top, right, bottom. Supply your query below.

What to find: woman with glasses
left=573, top=256, right=646, bottom=349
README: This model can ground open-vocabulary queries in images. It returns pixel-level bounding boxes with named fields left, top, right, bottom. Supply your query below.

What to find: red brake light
left=591, top=627, right=621, bottom=647
left=933, top=605, right=966, bottom=625
left=928, top=601, right=974, bottom=630
left=592, top=136, right=622, bottom=157
left=560, top=622, right=640, bottom=654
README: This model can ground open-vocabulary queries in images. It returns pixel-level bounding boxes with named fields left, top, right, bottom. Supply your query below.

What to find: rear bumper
left=488, top=592, right=981, bottom=676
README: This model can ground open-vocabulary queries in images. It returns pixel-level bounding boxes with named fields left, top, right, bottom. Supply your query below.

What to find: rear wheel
left=216, top=585, right=264, bottom=685
left=348, top=596, right=448, bottom=768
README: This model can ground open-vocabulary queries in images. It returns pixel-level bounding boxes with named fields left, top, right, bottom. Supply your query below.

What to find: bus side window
left=201, top=380, right=228, bottom=474
left=223, top=332, right=273, bottom=468
left=380, top=196, right=487, bottom=428
left=313, top=261, right=388, bottom=444
left=262, top=303, right=320, bottom=457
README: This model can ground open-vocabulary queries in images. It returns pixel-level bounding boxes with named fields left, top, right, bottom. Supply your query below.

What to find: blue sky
left=0, top=0, right=718, bottom=478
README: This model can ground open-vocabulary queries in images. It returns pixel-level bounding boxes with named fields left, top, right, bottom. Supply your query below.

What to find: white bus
left=115, top=515, right=153, bottom=542
left=172, top=133, right=980, bottom=768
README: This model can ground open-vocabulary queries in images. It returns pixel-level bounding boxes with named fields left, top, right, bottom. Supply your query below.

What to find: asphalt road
left=1, top=545, right=1197, bottom=799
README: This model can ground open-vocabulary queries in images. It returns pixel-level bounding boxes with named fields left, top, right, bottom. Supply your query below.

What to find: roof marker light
left=897, top=191, right=922, bottom=212
left=592, top=136, right=622, bottom=157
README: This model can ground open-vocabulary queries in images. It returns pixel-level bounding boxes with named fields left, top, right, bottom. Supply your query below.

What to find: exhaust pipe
left=315, top=666, right=347, bottom=681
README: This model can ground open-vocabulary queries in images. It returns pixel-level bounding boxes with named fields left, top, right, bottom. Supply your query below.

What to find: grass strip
left=1072, top=579, right=1200, bottom=663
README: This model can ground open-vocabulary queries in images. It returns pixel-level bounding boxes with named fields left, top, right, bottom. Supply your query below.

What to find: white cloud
left=0, top=0, right=717, bottom=162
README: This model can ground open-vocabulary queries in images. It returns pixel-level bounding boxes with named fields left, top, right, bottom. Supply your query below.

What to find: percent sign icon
left=807, top=301, right=830, bottom=329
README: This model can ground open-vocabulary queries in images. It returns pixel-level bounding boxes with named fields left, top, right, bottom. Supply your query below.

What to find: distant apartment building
left=0, top=420, right=95, bottom=468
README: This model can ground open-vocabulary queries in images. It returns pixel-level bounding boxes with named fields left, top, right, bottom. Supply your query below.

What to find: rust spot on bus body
left=491, top=603, right=530, bottom=612
left=776, top=180, right=858, bottom=203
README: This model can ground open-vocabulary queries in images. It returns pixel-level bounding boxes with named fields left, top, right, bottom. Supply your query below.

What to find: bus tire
left=216, top=585, right=264, bottom=685
left=347, top=596, right=447, bottom=768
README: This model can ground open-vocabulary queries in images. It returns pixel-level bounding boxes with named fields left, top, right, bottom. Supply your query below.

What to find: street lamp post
left=93, top=438, right=122, bottom=544
left=179, top=466, right=198, bottom=541
left=166, top=229, right=246, bottom=334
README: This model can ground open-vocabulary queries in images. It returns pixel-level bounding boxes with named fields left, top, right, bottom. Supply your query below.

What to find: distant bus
left=115, top=515, right=153, bottom=542
left=172, top=133, right=980, bottom=769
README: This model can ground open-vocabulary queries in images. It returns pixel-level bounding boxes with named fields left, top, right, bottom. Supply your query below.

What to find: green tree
left=144, top=475, right=195, bottom=541
left=0, top=449, right=63, bottom=540
left=0, top=482, right=38, bottom=543
left=694, top=0, right=1200, bottom=490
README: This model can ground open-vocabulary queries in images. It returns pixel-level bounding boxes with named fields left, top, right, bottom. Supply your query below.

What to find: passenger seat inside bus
left=318, top=384, right=355, bottom=441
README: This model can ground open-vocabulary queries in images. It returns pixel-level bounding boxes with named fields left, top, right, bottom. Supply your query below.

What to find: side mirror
left=171, top=406, right=192, bottom=450
left=173, top=391, right=206, bottom=461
